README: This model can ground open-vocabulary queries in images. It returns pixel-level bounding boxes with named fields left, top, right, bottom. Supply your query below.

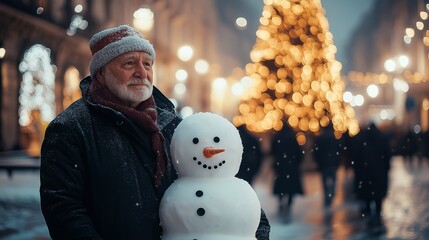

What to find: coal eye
left=213, top=137, right=220, bottom=143
left=193, top=138, right=199, bottom=144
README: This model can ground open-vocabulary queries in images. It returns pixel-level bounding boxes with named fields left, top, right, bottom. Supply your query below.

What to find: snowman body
left=159, top=112, right=261, bottom=240
left=160, top=178, right=260, bottom=240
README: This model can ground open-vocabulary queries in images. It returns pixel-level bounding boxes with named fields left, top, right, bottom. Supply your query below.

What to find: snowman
left=160, top=112, right=261, bottom=240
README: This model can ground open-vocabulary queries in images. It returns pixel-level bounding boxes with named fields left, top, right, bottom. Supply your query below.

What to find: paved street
left=254, top=156, right=429, bottom=240
left=0, top=156, right=428, bottom=239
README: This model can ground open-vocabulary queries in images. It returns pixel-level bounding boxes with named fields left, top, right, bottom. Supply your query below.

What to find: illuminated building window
left=63, top=67, right=82, bottom=108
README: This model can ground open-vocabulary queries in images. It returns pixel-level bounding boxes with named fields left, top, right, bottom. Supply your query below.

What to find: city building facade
left=0, top=0, right=259, bottom=154
left=345, top=0, right=429, bottom=132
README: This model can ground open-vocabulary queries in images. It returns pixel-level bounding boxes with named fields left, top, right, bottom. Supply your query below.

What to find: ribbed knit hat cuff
left=89, top=25, right=155, bottom=78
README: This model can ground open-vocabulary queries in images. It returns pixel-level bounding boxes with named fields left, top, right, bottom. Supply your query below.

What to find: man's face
left=99, top=51, right=154, bottom=108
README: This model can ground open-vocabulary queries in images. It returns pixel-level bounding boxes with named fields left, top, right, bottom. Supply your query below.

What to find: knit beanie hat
left=89, top=25, right=155, bottom=78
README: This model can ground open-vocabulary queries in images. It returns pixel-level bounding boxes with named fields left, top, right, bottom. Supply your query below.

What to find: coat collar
left=79, top=76, right=180, bottom=131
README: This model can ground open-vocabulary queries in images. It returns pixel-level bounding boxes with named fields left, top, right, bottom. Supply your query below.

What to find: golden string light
left=233, top=0, right=359, bottom=136
left=347, top=70, right=429, bottom=86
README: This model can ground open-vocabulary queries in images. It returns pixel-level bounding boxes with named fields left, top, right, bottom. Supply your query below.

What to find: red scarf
left=89, top=79, right=166, bottom=187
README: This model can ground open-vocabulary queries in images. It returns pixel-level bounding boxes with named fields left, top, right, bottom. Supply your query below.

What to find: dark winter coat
left=271, top=127, right=304, bottom=196
left=40, top=76, right=182, bottom=239
left=236, top=125, right=263, bottom=185
left=396, top=130, right=419, bottom=160
left=354, top=124, right=391, bottom=201
left=312, top=127, right=343, bottom=173
left=40, top=76, right=271, bottom=240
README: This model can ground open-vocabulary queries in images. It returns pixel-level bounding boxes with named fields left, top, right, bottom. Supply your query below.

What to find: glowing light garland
left=18, top=44, right=56, bottom=126
left=347, top=70, right=429, bottom=86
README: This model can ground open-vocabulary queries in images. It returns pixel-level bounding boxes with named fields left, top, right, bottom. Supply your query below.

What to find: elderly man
left=40, top=25, right=270, bottom=240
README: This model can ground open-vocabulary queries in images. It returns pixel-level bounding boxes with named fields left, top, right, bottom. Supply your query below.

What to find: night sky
left=214, top=0, right=376, bottom=72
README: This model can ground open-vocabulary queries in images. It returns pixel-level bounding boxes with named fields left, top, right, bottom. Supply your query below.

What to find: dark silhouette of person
left=271, top=124, right=304, bottom=213
left=236, top=125, right=264, bottom=185
left=312, top=123, right=343, bottom=207
left=354, top=122, right=391, bottom=226
left=340, top=130, right=354, bottom=173
left=416, top=129, right=428, bottom=167
left=397, top=129, right=419, bottom=167
left=343, top=128, right=365, bottom=199
left=423, top=129, right=429, bottom=162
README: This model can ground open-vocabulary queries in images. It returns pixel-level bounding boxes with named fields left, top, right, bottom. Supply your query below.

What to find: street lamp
left=175, top=69, right=188, bottom=82
left=384, top=55, right=409, bottom=72
left=194, top=59, right=209, bottom=75
left=366, top=84, right=379, bottom=98
left=211, top=78, right=227, bottom=114
left=0, top=47, right=5, bottom=59
left=133, top=8, right=154, bottom=33
left=384, top=55, right=410, bottom=127
left=177, top=45, right=193, bottom=62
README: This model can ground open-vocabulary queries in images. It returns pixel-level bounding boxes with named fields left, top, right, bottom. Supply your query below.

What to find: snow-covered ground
left=0, top=170, right=49, bottom=240
left=0, top=156, right=428, bottom=240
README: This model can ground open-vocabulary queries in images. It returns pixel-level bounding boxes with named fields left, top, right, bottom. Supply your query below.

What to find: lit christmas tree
left=233, top=0, right=359, bottom=136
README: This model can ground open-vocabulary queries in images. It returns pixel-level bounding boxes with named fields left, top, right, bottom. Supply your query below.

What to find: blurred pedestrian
left=414, top=129, right=429, bottom=166
left=398, top=129, right=419, bottom=167
left=423, top=129, right=429, bottom=162
left=354, top=122, right=391, bottom=227
left=312, top=123, right=343, bottom=207
left=271, top=124, right=304, bottom=213
left=415, top=130, right=425, bottom=166
left=340, top=130, right=355, bottom=174
left=343, top=128, right=365, bottom=199
left=236, top=125, right=264, bottom=185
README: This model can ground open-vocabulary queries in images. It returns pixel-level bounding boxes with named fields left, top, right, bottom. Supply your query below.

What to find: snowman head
left=170, top=112, right=243, bottom=178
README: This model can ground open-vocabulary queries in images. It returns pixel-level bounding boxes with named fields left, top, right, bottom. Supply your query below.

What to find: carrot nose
left=203, top=147, right=225, bottom=158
